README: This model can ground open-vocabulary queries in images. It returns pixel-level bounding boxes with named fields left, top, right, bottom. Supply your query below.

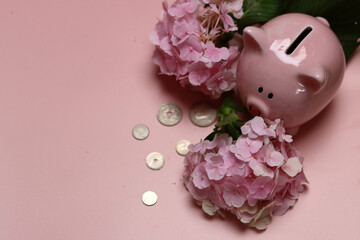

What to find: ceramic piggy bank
left=236, top=13, right=345, bottom=132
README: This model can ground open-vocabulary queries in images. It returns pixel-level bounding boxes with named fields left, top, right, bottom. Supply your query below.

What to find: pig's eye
left=258, top=87, right=263, bottom=93
left=268, top=93, right=274, bottom=99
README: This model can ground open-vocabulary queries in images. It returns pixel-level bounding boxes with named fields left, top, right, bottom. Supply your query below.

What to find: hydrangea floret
left=183, top=116, right=308, bottom=230
left=150, top=0, right=244, bottom=98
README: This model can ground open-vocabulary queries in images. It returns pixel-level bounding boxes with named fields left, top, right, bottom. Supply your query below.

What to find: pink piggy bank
left=236, top=13, right=345, bottom=132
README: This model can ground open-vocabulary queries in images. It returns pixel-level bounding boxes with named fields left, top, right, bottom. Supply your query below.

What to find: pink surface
left=0, top=1, right=359, bottom=239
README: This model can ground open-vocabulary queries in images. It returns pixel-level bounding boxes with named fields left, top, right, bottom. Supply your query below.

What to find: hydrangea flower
left=183, top=117, right=308, bottom=230
left=150, top=0, right=244, bottom=98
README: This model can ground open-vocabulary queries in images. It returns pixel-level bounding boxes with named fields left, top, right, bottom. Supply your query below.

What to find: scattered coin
left=145, top=152, right=165, bottom=170
left=157, top=103, right=182, bottom=126
left=176, top=139, right=191, bottom=156
left=142, top=191, right=158, bottom=206
left=132, top=124, right=150, bottom=140
left=189, top=101, right=217, bottom=127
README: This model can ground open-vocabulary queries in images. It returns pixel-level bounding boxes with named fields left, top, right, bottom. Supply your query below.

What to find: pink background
left=0, top=0, right=360, bottom=239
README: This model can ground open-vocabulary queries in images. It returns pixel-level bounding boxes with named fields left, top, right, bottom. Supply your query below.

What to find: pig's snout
left=248, top=104, right=261, bottom=116
left=246, top=96, right=269, bottom=118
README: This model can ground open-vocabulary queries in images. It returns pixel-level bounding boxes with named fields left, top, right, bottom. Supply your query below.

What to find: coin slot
left=286, top=26, right=312, bottom=55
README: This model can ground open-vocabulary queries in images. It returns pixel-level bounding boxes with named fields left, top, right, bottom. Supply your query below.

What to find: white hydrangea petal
left=283, top=134, right=293, bottom=143
left=240, top=202, right=259, bottom=215
left=236, top=202, right=259, bottom=224
left=239, top=216, right=253, bottom=224
left=249, top=159, right=274, bottom=178
left=281, top=157, right=302, bottom=177
left=202, top=201, right=216, bottom=216
left=267, top=151, right=285, bottom=166
left=149, top=31, right=160, bottom=45
left=252, top=214, right=272, bottom=230
left=249, top=202, right=275, bottom=230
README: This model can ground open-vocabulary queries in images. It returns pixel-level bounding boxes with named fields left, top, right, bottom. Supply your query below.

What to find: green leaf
left=204, top=126, right=219, bottom=141
left=238, top=0, right=287, bottom=31
left=215, top=31, right=235, bottom=48
left=225, top=122, right=241, bottom=139
left=331, top=21, right=360, bottom=61
left=216, top=112, right=240, bottom=127
left=323, top=1, right=360, bottom=61
left=282, top=0, right=344, bottom=16
left=238, top=0, right=360, bottom=61
left=283, top=0, right=360, bottom=61
left=204, top=92, right=247, bottom=141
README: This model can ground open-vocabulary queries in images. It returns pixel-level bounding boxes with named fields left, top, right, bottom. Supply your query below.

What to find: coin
left=157, top=103, right=182, bottom=126
left=132, top=124, right=149, bottom=140
left=176, top=139, right=191, bottom=156
left=142, top=191, right=158, bottom=206
left=145, top=152, right=165, bottom=170
left=189, top=101, right=217, bottom=127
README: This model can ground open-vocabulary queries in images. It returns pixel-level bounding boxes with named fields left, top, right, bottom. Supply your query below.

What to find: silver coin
left=142, top=191, right=158, bottom=206
left=157, top=103, right=182, bottom=126
left=176, top=139, right=191, bottom=156
left=145, top=152, right=165, bottom=170
left=132, top=124, right=149, bottom=140
left=189, top=101, right=218, bottom=127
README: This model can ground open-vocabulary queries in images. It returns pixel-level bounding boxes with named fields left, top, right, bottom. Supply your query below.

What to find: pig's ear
left=243, top=26, right=266, bottom=54
left=298, top=70, right=327, bottom=94
left=316, top=17, right=330, bottom=27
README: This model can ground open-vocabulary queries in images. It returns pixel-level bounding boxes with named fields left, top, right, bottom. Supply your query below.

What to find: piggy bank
left=236, top=13, right=346, bottom=132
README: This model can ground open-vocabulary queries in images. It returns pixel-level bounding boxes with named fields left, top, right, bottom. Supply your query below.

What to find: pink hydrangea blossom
left=179, top=35, right=204, bottom=61
left=281, top=157, right=302, bottom=177
left=249, top=158, right=274, bottom=178
left=168, top=0, right=199, bottom=18
left=204, top=153, right=228, bottom=180
left=214, top=133, right=233, bottom=148
left=264, top=144, right=285, bottom=167
left=200, top=70, right=236, bottom=97
left=203, top=0, right=244, bottom=19
left=188, top=138, right=217, bottom=154
left=222, top=176, right=248, bottom=208
left=224, top=0, right=244, bottom=19
left=185, top=179, right=209, bottom=200
left=219, top=2, right=238, bottom=32
left=192, top=163, right=212, bottom=189
left=188, top=62, right=211, bottom=86
left=203, top=41, right=230, bottom=63
left=249, top=176, right=274, bottom=199
left=229, top=137, right=263, bottom=161
left=183, top=117, right=308, bottom=230
left=267, top=118, right=293, bottom=143
left=151, top=0, right=242, bottom=98
left=241, top=116, right=276, bottom=139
